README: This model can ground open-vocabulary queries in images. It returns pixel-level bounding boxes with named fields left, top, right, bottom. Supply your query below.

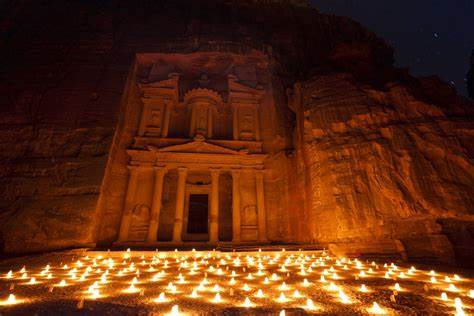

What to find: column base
left=112, top=240, right=274, bottom=250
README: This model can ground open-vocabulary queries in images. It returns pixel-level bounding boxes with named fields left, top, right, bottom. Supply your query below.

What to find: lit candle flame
left=368, top=302, right=385, bottom=314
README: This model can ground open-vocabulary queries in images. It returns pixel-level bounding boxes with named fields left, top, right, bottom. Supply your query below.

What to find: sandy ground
left=0, top=249, right=472, bottom=315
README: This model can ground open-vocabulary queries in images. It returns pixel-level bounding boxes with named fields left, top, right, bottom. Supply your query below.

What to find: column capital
left=231, top=168, right=241, bottom=177
left=141, top=165, right=155, bottom=171
left=177, top=167, right=188, bottom=175
left=153, top=165, right=168, bottom=174
left=255, top=168, right=266, bottom=177
left=127, top=165, right=141, bottom=172
left=210, top=167, right=221, bottom=176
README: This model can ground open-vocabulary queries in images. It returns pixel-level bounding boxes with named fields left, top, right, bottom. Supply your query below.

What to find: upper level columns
left=161, top=100, right=172, bottom=138
left=209, top=168, right=220, bottom=243
left=117, top=165, right=140, bottom=242
left=172, top=167, right=188, bottom=242
left=147, top=166, right=167, bottom=243
left=255, top=169, right=267, bottom=242
left=231, top=169, right=241, bottom=242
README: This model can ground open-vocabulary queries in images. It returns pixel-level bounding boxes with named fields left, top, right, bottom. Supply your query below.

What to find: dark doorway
left=187, top=194, right=209, bottom=234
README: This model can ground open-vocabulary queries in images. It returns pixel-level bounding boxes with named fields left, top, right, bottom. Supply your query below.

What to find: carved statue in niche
left=128, top=204, right=151, bottom=241
left=241, top=204, right=258, bottom=226
left=138, top=99, right=165, bottom=137
left=195, top=104, right=209, bottom=136
left=185, top=88, right=223, bottom=139
left=239, top=108, right=256, bottom=140
left=150, top=109, right=162, bottom=127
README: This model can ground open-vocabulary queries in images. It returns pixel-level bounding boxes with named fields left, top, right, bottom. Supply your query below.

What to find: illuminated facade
left=105, top=53, right=280, bottom=245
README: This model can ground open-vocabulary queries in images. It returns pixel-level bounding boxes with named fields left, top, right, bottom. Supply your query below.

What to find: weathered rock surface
left=0, top=0, right=472, bottom=265
left=287, top=73, right=474, bottom=265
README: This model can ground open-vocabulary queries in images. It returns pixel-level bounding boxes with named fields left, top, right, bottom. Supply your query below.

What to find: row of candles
left=0, top=249, right=473, bottom=315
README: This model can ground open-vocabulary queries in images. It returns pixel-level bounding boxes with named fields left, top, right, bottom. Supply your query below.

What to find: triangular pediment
left=139, top=73, right=179, bottom=90
left=149, top=140, right=244, bottom=155
left=228, top=74, right=264, bottom=95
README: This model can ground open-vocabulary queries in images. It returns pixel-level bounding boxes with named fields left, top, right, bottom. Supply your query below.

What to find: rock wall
left=0, top=0, right=472, bottom=265
left=0, top=0, right=391, bottom=254
left=289, top=73, right=474, bottom=265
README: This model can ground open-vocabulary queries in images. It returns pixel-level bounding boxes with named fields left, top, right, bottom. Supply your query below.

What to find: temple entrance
left=184, top=194, right=209, bottom=241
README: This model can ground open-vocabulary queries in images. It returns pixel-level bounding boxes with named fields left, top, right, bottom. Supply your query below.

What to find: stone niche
left=95, top=52, right=289, bottom=246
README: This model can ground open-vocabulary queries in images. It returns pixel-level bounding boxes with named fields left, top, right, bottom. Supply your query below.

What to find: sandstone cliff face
left=0, top=0, right=472, bottom=265
left=289, top=73, right=474, bottom=265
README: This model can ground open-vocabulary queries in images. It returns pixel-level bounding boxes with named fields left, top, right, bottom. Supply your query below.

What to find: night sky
left=312, top=0, right=473, bottom=96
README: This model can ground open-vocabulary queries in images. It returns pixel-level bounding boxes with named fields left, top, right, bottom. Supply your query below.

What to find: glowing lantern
left=338, top=290, right=351, bottom=304
left=306, top=298, right=315, bottom=310
left=167, top=305, right=180, bottom=316
left=454, top=298, right=465, bottom=316
left=155, top=292, right=166, bottom=303
left=328, top=282, right=338, bottom=291
left=441, top=292, right=448, bottom=301
left=277, top=292, right=288, bottom=303
left=368, top=302, right=385, bottom=314
left=243, top=297, right=253, bottom=307
left=0, top=294, right=18, bottom=306
left=125, top=282, right=139, bottom=293
left=468, top=290, right=474, bottom=298
left=212, top=293, right=222, bottom=303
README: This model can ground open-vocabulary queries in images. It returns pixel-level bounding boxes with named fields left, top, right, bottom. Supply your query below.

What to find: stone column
left=172, top=167, right=188, bottom=242
left=232, top=106, right=239, bottom=140
left=254, top=108, right=261, bottom=141
left=118, top=165, right=140, bottom=242
left=209, top=168, right=220, bottom=243
left=255, top=169, right=267, bottom=242
left=207, top=106, right=213, bottom=139
left=231, top=169, right=241, bottom=242
left=161, top=100, right=171, bottom=138
left=147, top=166, right=167, bottom=243
left=189, top=105, right=196, bottom=137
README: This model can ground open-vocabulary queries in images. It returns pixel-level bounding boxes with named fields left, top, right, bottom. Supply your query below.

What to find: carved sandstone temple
left=112, top=54, right=272, bottom=245
left=0, top=0, right=473, bottom=265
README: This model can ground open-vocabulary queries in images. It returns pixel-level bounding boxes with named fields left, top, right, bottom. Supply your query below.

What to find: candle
left=368, top=302, right=385, bottom=314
